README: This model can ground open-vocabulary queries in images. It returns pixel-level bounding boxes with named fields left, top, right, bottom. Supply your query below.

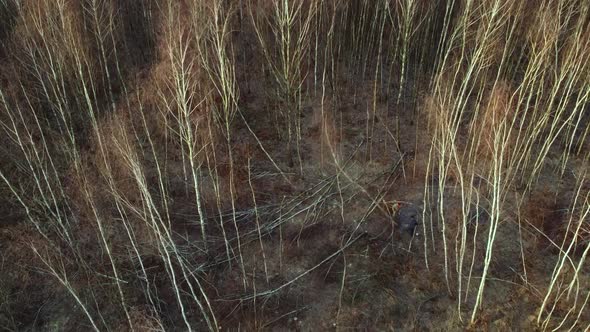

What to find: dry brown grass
left=472, top=81, right=516, bottom=166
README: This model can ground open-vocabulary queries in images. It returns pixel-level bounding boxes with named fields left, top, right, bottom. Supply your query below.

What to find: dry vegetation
left=0, top=0, right=589, bottom=330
